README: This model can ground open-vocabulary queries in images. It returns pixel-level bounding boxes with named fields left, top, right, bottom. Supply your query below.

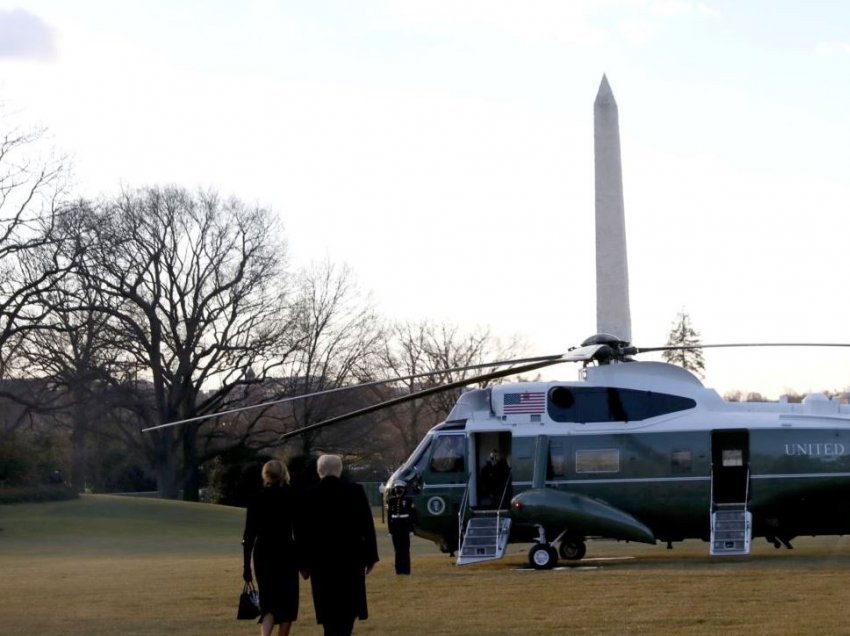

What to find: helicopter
left=148, top=77, right=850, bottom=570
left=270, top=334, right=850, bottom=570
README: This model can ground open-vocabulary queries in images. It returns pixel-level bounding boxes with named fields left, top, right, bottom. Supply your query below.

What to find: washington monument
left=594, top=74, right=631, bottom=342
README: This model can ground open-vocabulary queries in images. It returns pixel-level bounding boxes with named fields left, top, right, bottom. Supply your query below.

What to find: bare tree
left=0, top=120, right=75, bottom=494
left=723, top=390, right=743, bottom=402
left=67, top=187, right=298, bottom=499
left=0, top=123, right=68, bottom=387
left=378, top=321, right=526, bottom=463
left=23, top=267, right=132, bottom=491
left=272, top=260, right=383, bottom=458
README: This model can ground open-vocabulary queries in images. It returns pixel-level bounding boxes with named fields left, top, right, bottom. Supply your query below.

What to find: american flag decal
left=503, top=391, right=546, bottom=414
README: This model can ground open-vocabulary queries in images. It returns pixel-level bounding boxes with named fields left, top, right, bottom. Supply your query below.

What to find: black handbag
left=237, top=581, right=260, bottom=620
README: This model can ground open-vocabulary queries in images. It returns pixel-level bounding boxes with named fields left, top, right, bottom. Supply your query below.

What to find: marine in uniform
left=386, top=482, right=414, bottom=575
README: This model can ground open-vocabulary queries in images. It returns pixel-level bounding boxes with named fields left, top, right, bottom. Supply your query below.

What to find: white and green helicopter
left=271, top=333, right=850, bottom=570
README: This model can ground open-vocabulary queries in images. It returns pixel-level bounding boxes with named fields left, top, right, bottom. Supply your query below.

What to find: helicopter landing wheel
left=529, top=544, right=558, bottom=570
left=558, top=538, right=587, bottom=561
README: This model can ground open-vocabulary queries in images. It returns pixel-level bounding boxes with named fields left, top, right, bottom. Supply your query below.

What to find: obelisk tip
left=595, top=74, right=616, bottom=106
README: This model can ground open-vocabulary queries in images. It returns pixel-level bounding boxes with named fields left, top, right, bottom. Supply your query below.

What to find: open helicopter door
left=457, top=432, right=513, bottom=566
left=473, top=432, right=513, bottom=509
left=710, top=429, right=752, bottom=556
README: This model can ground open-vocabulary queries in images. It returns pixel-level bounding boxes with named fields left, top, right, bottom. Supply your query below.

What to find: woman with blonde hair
left=242, top=459, right=299, bottom=636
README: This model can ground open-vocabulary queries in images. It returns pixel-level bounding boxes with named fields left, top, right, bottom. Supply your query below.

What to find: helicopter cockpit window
left=548, top=387, right=696, bottom=423
left=429, top=435, right=465, bottom=473
left=410, top=436, right=434, bottom=474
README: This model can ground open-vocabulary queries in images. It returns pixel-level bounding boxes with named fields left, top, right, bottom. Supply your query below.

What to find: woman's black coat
left=242, top=484, right=299, bottom=622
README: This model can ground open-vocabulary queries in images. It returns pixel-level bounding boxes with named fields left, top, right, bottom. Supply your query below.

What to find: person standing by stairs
left=482, top=450, right=512, bottom=509
left=387, top=482, right=414, bottom=575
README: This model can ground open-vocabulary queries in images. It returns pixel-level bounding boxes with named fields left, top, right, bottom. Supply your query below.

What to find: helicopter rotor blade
left=141, top=353, right=565, bottom=433
left=277, top=356, right=565, bottom=441
left=563, top=344, right=612, bottom=362
left=629, top=342, right=850, bottom=355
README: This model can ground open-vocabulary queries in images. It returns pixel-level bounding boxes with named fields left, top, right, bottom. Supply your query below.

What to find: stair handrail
left=457, top=474, right=471, bottom=552
left=709, top=466, right=714, bottom=513
left=494, top=468, right=513, bottom=543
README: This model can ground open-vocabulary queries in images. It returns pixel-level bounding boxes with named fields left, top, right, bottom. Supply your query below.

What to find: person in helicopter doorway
left=386, top=482, right=414, bottom=575
left=481, top=450, right=512, bottom=509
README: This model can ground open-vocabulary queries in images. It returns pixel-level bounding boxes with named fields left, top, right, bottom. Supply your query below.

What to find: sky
left=2, top=0, right=850, bottom=399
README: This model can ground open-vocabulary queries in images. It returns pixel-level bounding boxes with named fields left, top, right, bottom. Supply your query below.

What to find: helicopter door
left=710, top=429, right=752, bottom=556
left=419, top=432, right=468, bottom=524
left=711, top=429, right=749, bottom=504
left=474, top=432, right=512, bottom=509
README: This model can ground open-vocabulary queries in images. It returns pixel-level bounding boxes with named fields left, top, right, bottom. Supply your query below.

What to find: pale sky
left=2, top=1, right=850, bottom=399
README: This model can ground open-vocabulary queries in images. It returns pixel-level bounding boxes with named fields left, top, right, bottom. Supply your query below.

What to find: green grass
left=3, top=496, right=850, bottom=634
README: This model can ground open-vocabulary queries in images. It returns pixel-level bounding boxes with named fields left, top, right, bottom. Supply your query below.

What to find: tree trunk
left=154, top=432, right=181, bottom=499
left=156, top=462, right=181, bottom=499
left=70, top=418, right=87, bottom=493
left=181, top=423, right=200, bottom=502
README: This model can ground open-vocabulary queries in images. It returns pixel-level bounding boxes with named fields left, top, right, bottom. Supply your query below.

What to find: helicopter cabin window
left=548, top=387, right=696, bottom=423
left=575, top=449, right=619, bottom=474
left=510, top=436, right=534, bottom=483
left=671, top=449, right=693, bottom=473
left=722, top=449, right=744, bottom=467
left=429, top=435, right=465, bottom=473
left=549, top=440, right=567, bottom=477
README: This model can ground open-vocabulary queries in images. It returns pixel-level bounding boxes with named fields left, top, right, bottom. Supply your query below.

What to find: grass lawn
left=2, top=495, right=850, bottom=634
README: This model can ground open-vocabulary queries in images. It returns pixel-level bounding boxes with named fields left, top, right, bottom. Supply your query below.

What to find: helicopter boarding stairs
left=455, top=461, right=754, bottom=560
left=456, top=483, right=512, bottom=565
left=709, top=466, right=752, bottom=556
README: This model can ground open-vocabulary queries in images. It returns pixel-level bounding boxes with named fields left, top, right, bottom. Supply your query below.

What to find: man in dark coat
left=481, top=449, right=512, bottom=509
left=299, top=454, right=379, bottom=636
